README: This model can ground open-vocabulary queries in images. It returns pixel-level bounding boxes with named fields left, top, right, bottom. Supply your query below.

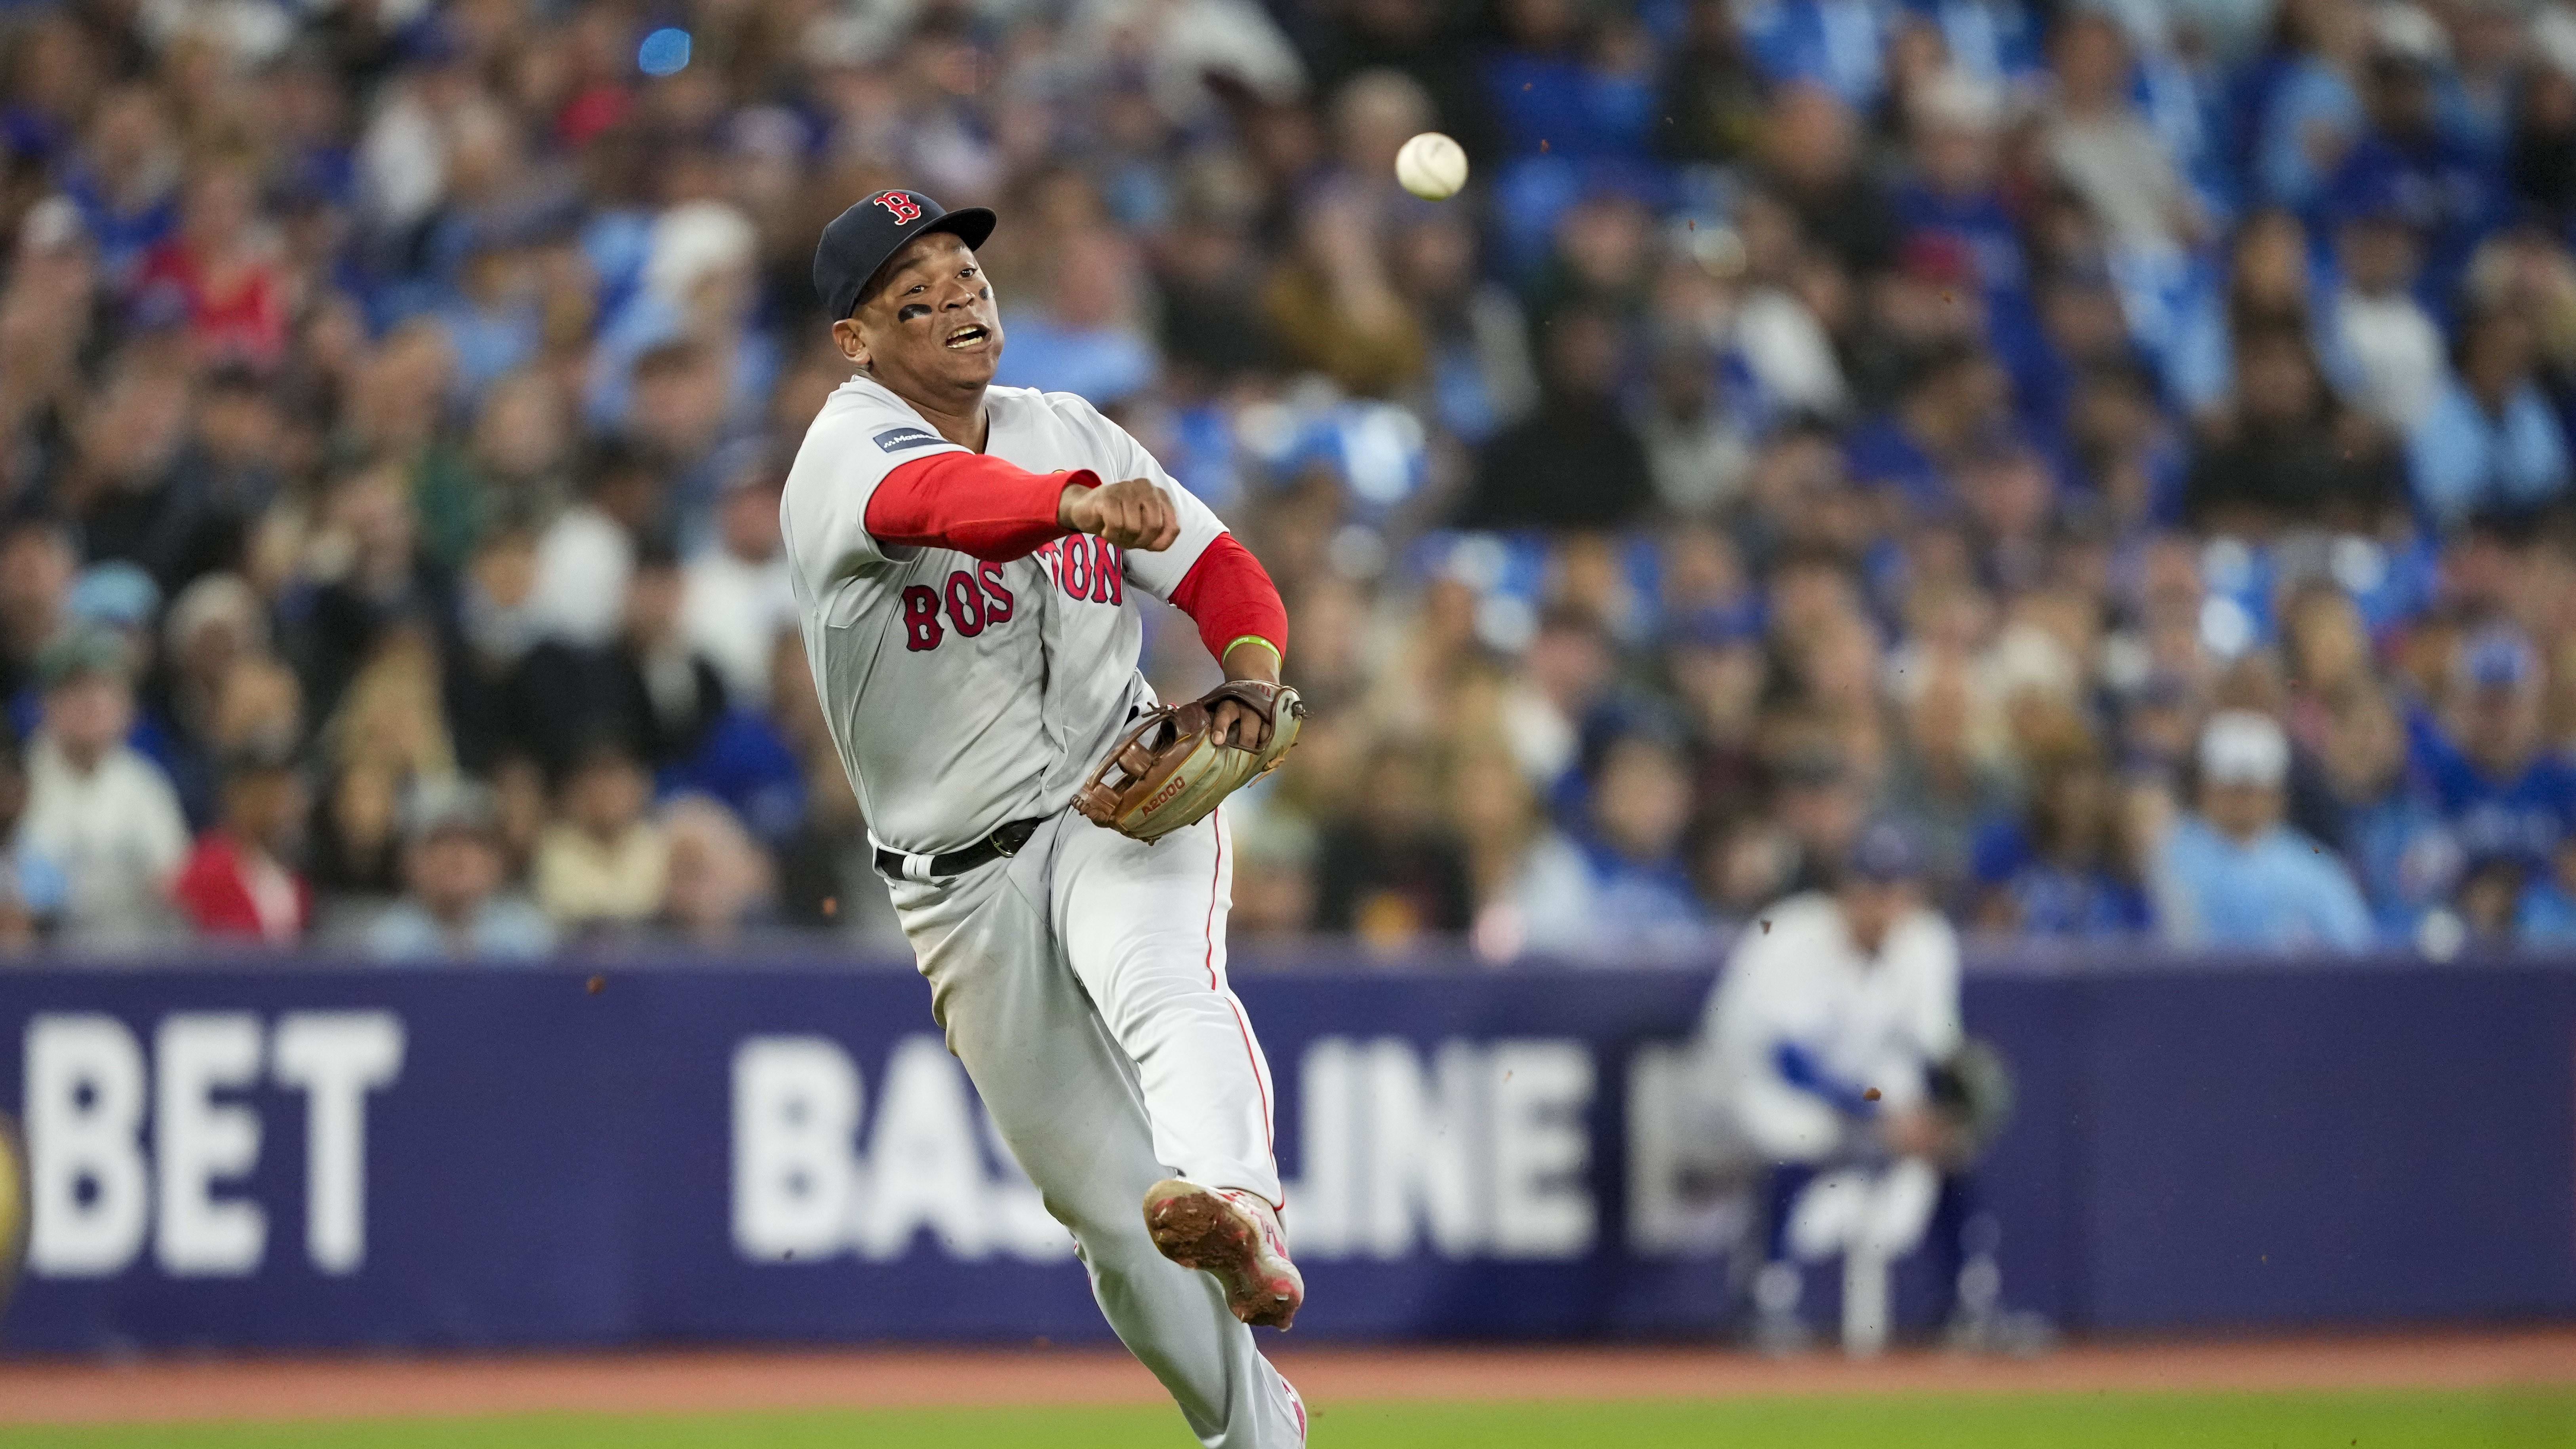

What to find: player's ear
left=831, top=317, right=868, bottom=367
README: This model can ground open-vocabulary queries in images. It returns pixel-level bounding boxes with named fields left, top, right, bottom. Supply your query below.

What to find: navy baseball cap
left=812, top=189, right=997, bottom=322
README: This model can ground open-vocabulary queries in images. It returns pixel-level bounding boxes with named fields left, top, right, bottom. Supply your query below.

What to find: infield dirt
left=0, top=1328, right=2569, bottom=1425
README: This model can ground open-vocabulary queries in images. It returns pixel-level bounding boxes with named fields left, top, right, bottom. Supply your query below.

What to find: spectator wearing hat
left=172, top=739, right=312, bottom=944
left=149, top=572, right=293, bottom=820
left=585, top=199, right=769, bottom=434
left=56, top=559, right=187, bottom=796
left=2153, top=710, right=2374, bottom=952
left=366, top=779, right=556, bottom=962
left=2407, top=625, right=2576, bottom=877
left=13, top=630, right=190, bottom=948
left=2323, top=6, right=2505, bottom=314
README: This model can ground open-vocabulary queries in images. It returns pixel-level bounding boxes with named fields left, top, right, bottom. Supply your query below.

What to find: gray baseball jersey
left=780, top=374, right=1227, bottom=855
left=781, top=371, right=1307, bottom=1446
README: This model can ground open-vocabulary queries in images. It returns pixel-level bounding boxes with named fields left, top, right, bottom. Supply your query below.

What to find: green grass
left=2, top=1392, right=2571, bottom=1449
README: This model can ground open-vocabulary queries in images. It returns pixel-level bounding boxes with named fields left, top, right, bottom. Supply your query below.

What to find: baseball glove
left=1926, top=1038, right=2014, bottom=1161
left=1075, top=681, right=1305, bottom=842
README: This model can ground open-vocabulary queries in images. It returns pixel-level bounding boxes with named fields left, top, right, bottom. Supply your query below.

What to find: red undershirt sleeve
left=1167, top=533, right=1288, bottom=667
left=862, top=451, right=1097, bottom=561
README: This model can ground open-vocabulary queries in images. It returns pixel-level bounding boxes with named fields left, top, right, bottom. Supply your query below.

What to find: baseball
left=1395, top=132, right=1469, bottom=200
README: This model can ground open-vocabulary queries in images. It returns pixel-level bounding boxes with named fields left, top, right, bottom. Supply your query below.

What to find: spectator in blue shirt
left=2161, top=208, right=2329, bottom=419
left=60, top=84, right=181, bottom=289
left=2153, top=710, right=2375, bottom=952
left=1893, top=71, right=2052, bottom=411
left=2247, top=5, right=2366, bottom=212
left=2406, top=306, right=2570, bottom=529
left=365, top=780, right=558, bottom=963
left=1844, top=343, right=2011, bottom=516
left=2408, top=625, right=2576, bottom=875
left=2319, top=682, right=2459, bottom=943
left=1573, top=730, right=1709, bottom=951
left=1969, top=742, right=2151, bottom=939
left=2324, top=19, right=2506, bottom=312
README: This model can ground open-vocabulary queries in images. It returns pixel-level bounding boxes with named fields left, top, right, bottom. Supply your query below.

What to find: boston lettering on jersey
left=901, top=562, right=1015, bottom=652
left=872, top=426, right=951, bottom=454
left=900, top=538, right=1127, bottom=653
left=1038, top=535, right=1123, bottom=606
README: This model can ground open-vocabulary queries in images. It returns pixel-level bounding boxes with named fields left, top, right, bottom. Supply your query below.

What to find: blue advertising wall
left=1, top=954, right=2571, bottom=1352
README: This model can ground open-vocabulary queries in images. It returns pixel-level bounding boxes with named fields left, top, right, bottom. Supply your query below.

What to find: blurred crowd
left=4, top=0, right=2576, bottom=962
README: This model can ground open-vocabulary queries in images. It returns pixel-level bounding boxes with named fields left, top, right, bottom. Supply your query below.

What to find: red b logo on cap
left=872, top=190, right=923, bottom=225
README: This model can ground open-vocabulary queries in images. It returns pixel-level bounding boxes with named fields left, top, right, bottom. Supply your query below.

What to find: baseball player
left=1694, top=820, right=1978, bottom=1342
left=782, top=189, right=1307, bottom=1447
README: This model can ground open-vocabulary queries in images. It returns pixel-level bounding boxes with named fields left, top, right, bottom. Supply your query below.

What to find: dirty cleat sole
left=1143, top=1179, right=1303, bottom=1330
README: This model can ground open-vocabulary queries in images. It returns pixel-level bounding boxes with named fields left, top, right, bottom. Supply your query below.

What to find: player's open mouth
left=944, top=325, right=991, bottom=350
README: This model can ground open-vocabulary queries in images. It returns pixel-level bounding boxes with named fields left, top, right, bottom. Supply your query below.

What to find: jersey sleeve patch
left=873, top=425, right=954, bottom=453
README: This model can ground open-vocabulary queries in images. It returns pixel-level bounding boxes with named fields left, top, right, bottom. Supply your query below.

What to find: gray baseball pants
left=885, top=807, right=1304, bottom=1448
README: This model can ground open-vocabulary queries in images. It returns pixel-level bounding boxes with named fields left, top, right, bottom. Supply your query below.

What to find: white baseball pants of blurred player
left=884, top=806, right=1304, bottom=1449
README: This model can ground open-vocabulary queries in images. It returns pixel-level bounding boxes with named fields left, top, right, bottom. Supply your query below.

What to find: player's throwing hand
left=1060, top=477, right=1180, bottom=551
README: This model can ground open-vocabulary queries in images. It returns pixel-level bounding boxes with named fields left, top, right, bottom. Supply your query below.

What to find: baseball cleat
left=1142, top=1178, right=1304, bottom=1329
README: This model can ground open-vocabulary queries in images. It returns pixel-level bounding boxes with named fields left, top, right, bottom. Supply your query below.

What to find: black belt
left=875, top=817, right=1046, bottom=882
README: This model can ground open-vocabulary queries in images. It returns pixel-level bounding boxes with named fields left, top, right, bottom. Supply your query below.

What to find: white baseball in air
left=1394, top=132, right=1469, bottom=201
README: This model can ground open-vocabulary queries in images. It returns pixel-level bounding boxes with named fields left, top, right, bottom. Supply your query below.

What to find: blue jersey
left=2338, top=788, right=2462, bottom=943
left=2406, top=709, right=2576, bottom=871
left=2325, top=133, right=2506, bottom=316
